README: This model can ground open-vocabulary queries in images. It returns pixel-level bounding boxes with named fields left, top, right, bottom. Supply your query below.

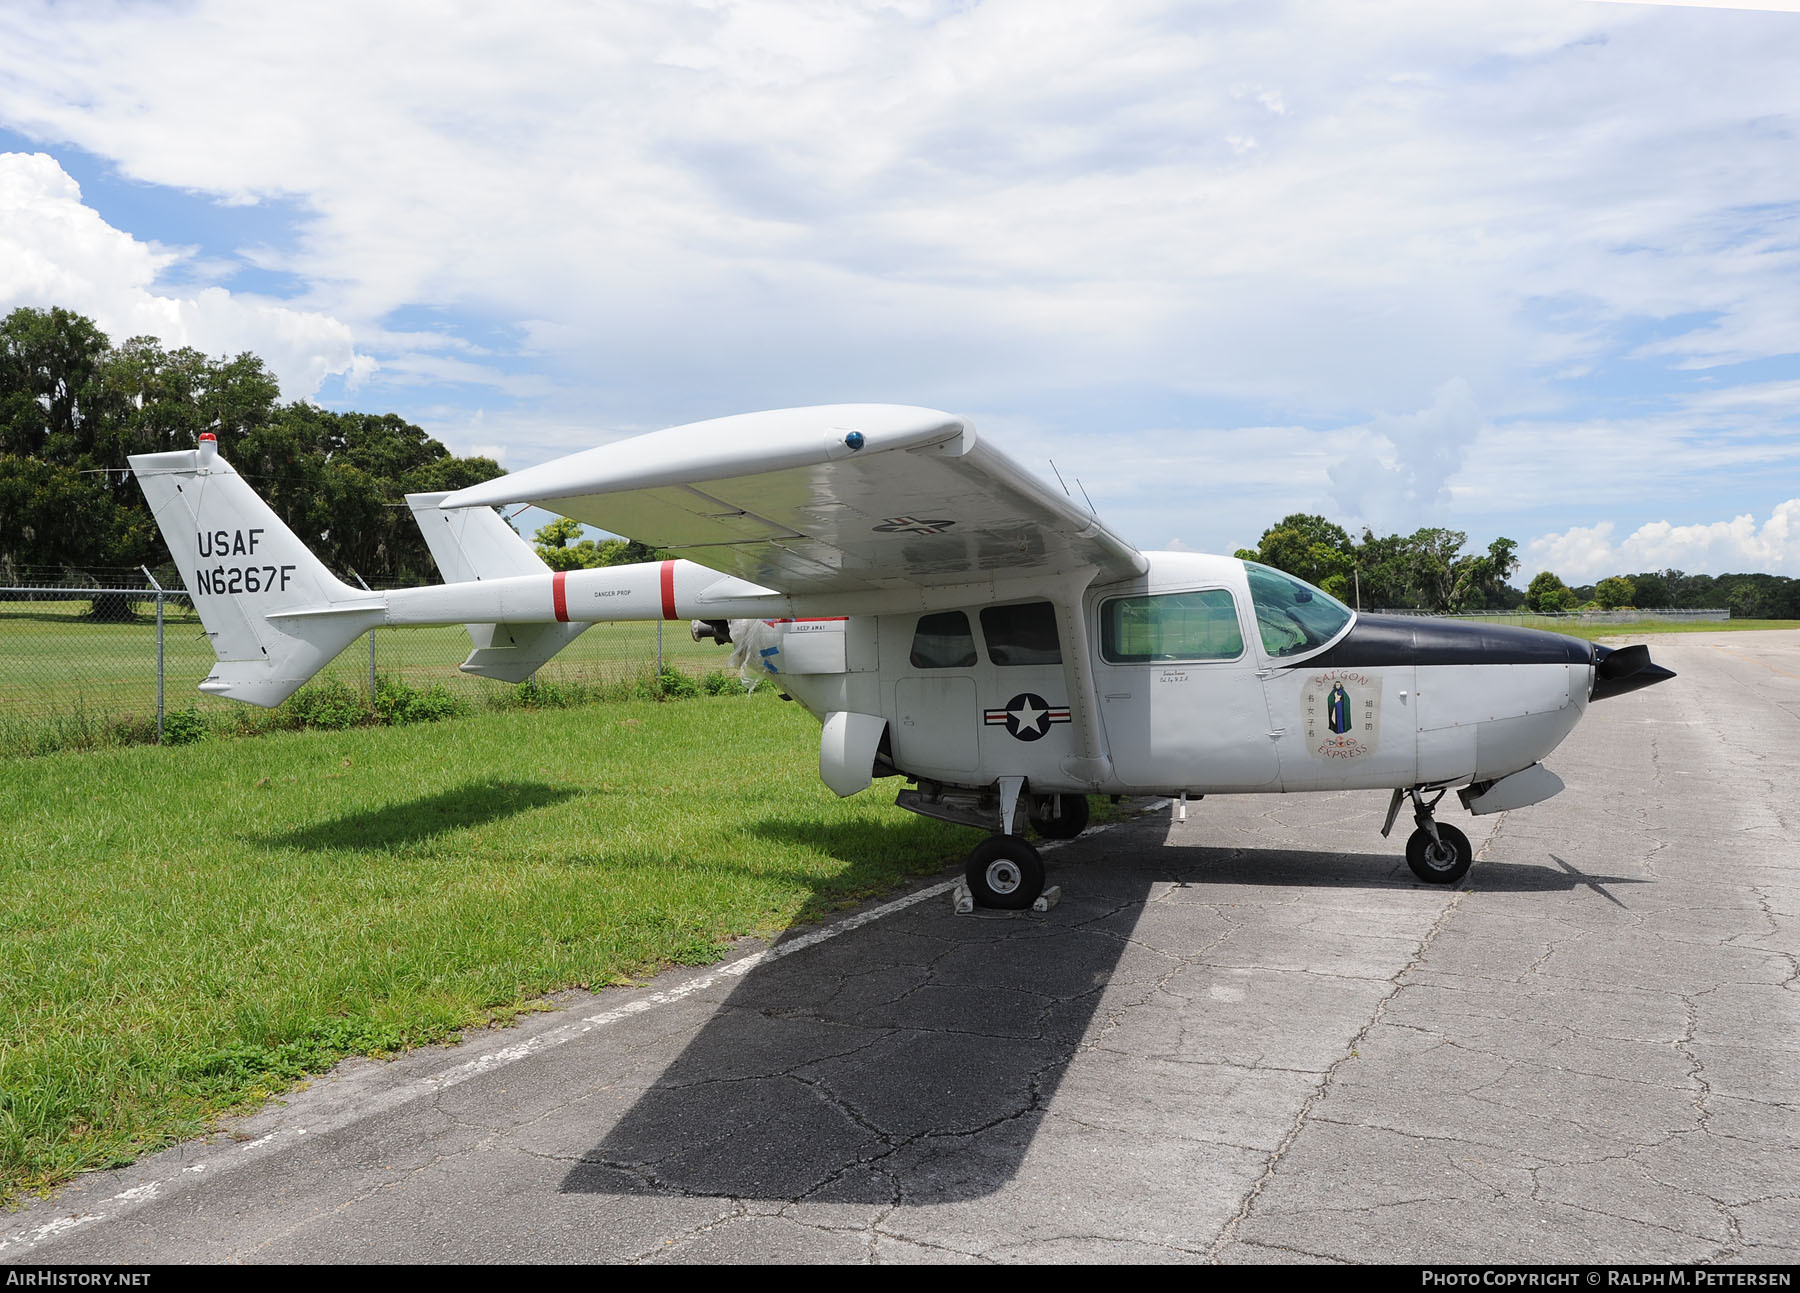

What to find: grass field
left=0, top=689, right=988, bottom=1203
left=0, top=599, right=729, bottom=753
left=1469, top=615, right=1797, bottom=640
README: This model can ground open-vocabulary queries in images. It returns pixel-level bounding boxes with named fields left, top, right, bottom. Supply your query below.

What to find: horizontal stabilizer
left=457, top=623, right=589, bottom=682
left=265, top=603, right=386, bottom=621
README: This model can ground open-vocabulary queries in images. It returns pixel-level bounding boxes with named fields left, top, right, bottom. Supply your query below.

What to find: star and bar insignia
left=984, top=692, right=1072, bottom=742
left=872, top=516, right=956, bottom=535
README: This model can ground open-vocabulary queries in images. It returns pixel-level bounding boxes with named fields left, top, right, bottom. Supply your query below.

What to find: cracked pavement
left=7, top=630, right=1797, bottom=1264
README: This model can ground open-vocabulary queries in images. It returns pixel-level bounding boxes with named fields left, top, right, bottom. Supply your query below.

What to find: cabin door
left=1093, top=585, right=1281, bottom=791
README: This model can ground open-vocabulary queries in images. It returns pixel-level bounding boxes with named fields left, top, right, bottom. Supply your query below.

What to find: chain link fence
left=0, top=576, right=734, bottom=753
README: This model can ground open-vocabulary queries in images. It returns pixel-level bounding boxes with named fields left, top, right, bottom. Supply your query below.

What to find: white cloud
left=0, top=152, right=363, bottom=398
left=1679, top=378, right=1800, bottom=413
left=0, top=0, right=1794, bottom=430
left=1528, top=499, right=1800, bottom=581
left=1326, top=379, right=1485, bottom=534
left=1590, top=1, right=1800, bottom=12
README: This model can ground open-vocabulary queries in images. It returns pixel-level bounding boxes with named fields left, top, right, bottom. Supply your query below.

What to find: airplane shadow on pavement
left=561, top=835, right=1642, bottom=1204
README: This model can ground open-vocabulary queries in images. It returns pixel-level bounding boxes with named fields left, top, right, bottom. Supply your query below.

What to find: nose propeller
left=1590, top=642, right=1677, bottom=702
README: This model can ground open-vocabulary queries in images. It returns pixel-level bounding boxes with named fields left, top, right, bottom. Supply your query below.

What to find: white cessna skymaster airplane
left=131, top=404, right=1672, bottom=909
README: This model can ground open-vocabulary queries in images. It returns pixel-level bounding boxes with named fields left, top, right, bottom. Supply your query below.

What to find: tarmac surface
left=5, top=629, right=1797, bottom=1264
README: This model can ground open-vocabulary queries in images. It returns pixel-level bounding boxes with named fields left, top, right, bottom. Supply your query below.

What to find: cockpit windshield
left=1242, top=561, right=1354, bottom=658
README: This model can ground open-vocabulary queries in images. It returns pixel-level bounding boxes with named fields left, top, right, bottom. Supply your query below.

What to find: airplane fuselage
left=748, top=552, right=1593, bottom=799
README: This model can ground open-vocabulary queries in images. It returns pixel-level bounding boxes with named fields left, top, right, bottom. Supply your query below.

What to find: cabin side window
left=909, top=611, right=978, bottom=669
left=1100, top=589, right=1245, bottom=663
left=979, top=601, right=1063, bottom=666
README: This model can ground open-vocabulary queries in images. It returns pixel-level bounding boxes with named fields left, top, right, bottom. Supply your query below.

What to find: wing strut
left=1050, top=573, right=1113, bottom=787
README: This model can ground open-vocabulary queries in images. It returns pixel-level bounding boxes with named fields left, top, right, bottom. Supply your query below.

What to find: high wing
left=441, top=405, right=1146, bottom=593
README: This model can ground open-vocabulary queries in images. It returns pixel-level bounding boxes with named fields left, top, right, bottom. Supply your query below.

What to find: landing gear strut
left=960, top=775, right=1048, bottom=909
left=1396, top=786, right=1473, bottom=885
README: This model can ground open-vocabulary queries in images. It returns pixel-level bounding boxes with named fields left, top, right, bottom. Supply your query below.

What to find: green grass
left=1467, top=615, right=1798, bottom=640
left=0, top=599, right=729, bottom=755
left=0, top=691, right=984, bottom=1203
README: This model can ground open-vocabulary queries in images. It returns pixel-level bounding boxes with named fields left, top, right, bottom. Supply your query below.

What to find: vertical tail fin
left=130, top=439, right=383, bottom=706
left=404, top=494, right=587, bottom=681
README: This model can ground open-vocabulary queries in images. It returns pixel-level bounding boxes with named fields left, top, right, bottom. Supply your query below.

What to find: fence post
left=142, top=566, right=165, bottom=744
left=351, top=570, right=376, bottom=710
left=656, top=620, right=664, bottom=675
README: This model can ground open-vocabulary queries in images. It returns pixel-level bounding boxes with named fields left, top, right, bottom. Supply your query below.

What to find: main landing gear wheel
left=1028, top=793, right=1090, bottom=840
left=965, top=836, right=1046, bottom=910
left=1406, top=823, right=1472, bottom=885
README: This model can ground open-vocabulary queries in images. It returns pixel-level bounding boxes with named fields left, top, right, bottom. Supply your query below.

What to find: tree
left=0, top=306, right=111, bottom=459
left=1629, top=571, right=1671, bottom=608
left=1352, top=529, right=1412, bottom=608
left=534, top=518, right=664, bottom=570
left=611, top=539, right=667, bottom=565
left=0, top=306, right=504, bottom=591
left=1246, top=514, right=1354, bottom=589
left=534, top=517, right=606, bottom=570
left=1526, top=570, right=1574, bottom=613
left=1594, top=576, right=1636, bottom=610
left=1450, top=537, right=1520, bottom=611
left=1403, top=527, right=1467, bottom=611
left=1239, top=513, right=1538, bottom=612
left=1345, top=527, right=1482, bottom=610
left=0, top=453, right=123, bottom=578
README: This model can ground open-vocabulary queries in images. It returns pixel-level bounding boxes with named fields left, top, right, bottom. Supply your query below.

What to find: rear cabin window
left=979, top=602, right=1063, bottom=666
left=909, top=611, right=978, bottom=669
left=1100, top=589, right=1245, bottom=663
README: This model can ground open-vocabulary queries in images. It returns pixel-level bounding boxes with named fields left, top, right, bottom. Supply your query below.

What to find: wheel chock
left=953, top=880, right=1059, bottom=915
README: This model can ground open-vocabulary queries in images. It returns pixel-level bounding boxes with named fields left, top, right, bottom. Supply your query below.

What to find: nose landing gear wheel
left=965, top=836, right=1046, bottom=909
left=1406, top=823, right=1472, bottom=884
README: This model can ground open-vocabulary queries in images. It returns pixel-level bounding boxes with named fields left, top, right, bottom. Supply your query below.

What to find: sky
left=2, top=0, right=1798, bottom=584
